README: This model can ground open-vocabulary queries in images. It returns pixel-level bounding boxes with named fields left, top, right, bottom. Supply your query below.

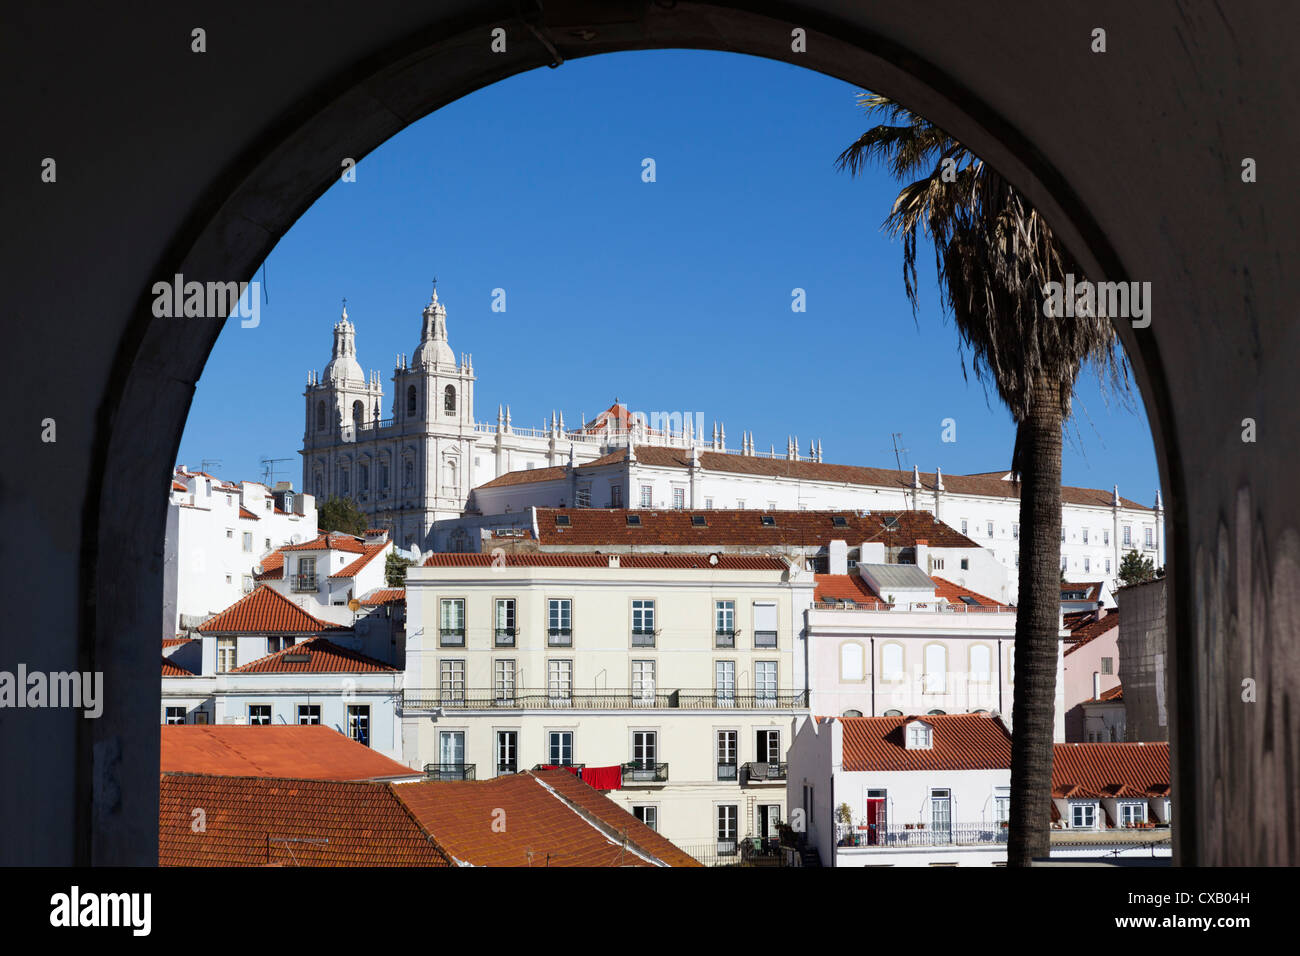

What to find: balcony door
left=866, top=790, right=887, bottom=846
left=439, top=731, right=465, bottom=770
left=930, top=787, right=952, bottom=841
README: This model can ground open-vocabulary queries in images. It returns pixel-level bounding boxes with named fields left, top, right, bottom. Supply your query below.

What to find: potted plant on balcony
left=835, top=802, right=854, bottom=845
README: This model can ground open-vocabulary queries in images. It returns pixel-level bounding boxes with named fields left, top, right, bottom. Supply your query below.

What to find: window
left=1082, top=528, right=1089, bottom=544
left=625, top=514, right=641, bottom=527
left=495, top=598, right=516, bottom=645
left=358, top=465, right=369, bottom=494
left=714, top=600, right=735, bottom=646
left=760, top=514, right=775, bottom=527
left=767, top=501, right=777, bottom=511
left=631, top=660, right=656, bottom=704
left=1123, top=525, right=1132, bottom=546
left=715, top=660, right=736, bottom=706
left=704, top=497, right=713, bottom=509
left=316, top=400, right=326, bottom=431
left=496, top=731, right=518, bottom=775
left=1084, top=557, right=1091, bottom=573
left=406, top=385, right=417, bottom=415
left=753, top=601, right=778, bottom=647
left=1061, top=555, right=1069, bottom=571
left=248, top=704, right=271, bottom=726
left=924, top=644, right=947, bottom=693
left=297, top=704, right=321, bottom=725
left=883, top=709, right=903, bottom=717
left=736, top=499, right=745, bottom=510
left=494, top=659, right=516, bottom=704
left=1071, top=803, right=1097, bottom=829
left=987, top=521, right=994, bottom=538
left=961, top=519, right=968, bottom=535
left=756, top=729, right=780, bottom=763
left=548, top=730, right=574, bottom=766
left=640, top=485, right=653, bottom=507
left=217, top=638, right=237, bottom=673
left=970, top=644, right=992, bottom=683
left=575, top=483, right=591, bottom=508
left=1144, top=527, right=1154, bottom=548
left=960, top=557, right=969, bottom=570
left=347, top=705, right=370, bottom=746
left=930, top=788, right=952, bottom=837
left=632, top=599, right=655, bottom=645
left=610, top=484, right=623, bottom=507
left=716, top=731, right=738, bottom=780
left=241, top=574, right=253, bottom=594
left=631, top=731, right=657, bottom=769
left=439, top=731, right=465, bottom=769
left=716, top=805, right=739, bottom=856
left=1062, top=527, right=1067, bottom=542
left=906, top=722, right=932, bottom=749
left=380, top=459, right=390, bottom=492
left=633, top=806, right=658, bottom=831
left=1104, top=529, right=1111, bottom=545
left=994, top=786, right=1010, bottom=824
left=241, top=532, right=253, bottom=552
left=444, top=384, right=456, bottom=414
left=931, top=557, right=944, bottom=570
left=547, top=599, right=572, bottom=645
left=1101, top=656, right=1114, bottom=676
left=1012, top=522, right=1019, bottom=540
left=755, top=661, right=777, bottom=705
left=225, top=529, right=233, bottom=540
left=164, top=707, right=186, bottom=725
left=439, top=599, right=465, bottom=645
left=439, top=659, right=465, bottom=703
left=339, top=468, right=349, bottom=495
left=547, top=659, right=573, bottom=704
left=403, top=459, right=413, bottom=488
left=1105, top=558, right=1112, bottom=573
left=672, top=487, right=685, bottom=509
left=1120, top=802, right=1146, bottom=827
left=840, top=642, right=865, bottom=681
left=881, top=643, right=904, bottom=682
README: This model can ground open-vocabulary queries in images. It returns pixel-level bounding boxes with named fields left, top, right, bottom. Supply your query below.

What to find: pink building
left=1062, top=609, right=1121, bottom=741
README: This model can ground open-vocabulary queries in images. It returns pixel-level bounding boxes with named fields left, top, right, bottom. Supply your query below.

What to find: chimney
left=608, top=555, right=620, bottom=568
left=828, top=540, right=849, bottom=576
left=1093, top=672, right=1101, bottom=701
left=915, top=538, right=930, bottom=572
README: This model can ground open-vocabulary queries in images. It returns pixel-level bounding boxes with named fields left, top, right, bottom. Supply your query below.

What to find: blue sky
left=180, top=49, right=1160, bottom=505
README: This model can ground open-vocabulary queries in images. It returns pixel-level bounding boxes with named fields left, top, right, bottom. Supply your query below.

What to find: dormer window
left=831, top=516, right=848, bottom=528
left=904, top=720, right=933, bottom=750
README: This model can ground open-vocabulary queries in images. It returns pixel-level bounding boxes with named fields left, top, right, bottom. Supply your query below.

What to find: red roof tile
left=171, top=480, right=187, bottom=492
left=279, top=532, right=368, bottom=554
left=329, top=542, right=388, bottom=579
left=1064, top=611, right=1120, bottom=655
left=1051, top=742, right=1169, bottom=798
left=392, top=771, right=700, bottom=867
left=232, top=636, right=396, bottom=674
left=162, top=657, right=193, bottom=676
left=254, top=550, right=284, bottom=580
left=482, top=448, right=1152, bottom=510
left=814, top=574, right=888, bottom=608
left=531, top=508, right=980, bottom=550
left=1062, top=581, right=1105, bottom=601
left=422, top=552, right=789, bottom=571
left=238, top=506, right=260, bottom=520
left=838, top=713, right=1012, bottom=772
left=931, top=576, right=1010, bottom=609
left=160, top=725, right=418, bottom=781
left=1085, top=684, right=1124, bottom=703
left=360, top=588, right=405, bottom=606
left=159, top=773, right=450, bottom=867
left=197, top=586, right=330, bottom=634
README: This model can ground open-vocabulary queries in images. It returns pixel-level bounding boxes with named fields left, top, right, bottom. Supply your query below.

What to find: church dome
left=413, top=288, right=456, bottom=368
left=323, top=308, right=365, bottom=384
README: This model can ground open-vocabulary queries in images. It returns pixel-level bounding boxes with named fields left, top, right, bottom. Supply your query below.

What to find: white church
left=301, top=287, right=1164, bottom=597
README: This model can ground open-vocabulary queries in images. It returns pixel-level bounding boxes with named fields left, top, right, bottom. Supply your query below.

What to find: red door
left=866, top=798, right=886, bottom=846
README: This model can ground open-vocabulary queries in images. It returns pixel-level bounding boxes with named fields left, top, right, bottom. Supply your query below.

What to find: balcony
left=621, top=761, right=669, bottom=784
left=289, top=574, right=317, bottom=592
left=631, top=629, right=656, bottom=647
left=424, top=763, right=476, bottom=781
left=835, top=822, right=1009, bottom=848
left=496, top=762, right=518, bottom=776
left=742, top=761, right=787, bottom=784
left=439, top=628, right=465, bottom=647
left=402, top=688, right=809, bottom=712
left=547, top=629, right=572, bottom=647
left=494, top=628, right=516, bottom=647
left=531, top=763, right=584, bottom=773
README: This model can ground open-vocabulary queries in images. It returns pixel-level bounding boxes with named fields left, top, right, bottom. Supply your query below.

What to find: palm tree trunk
left=1006, top=379, right=1063, bottom=865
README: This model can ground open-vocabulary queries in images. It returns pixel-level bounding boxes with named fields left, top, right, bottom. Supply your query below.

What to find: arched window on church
left=444, top=384, right=456, bottom=415
left=316, top=400, right=325, bottom=432
left=406, top=385, right=417, bottom=416
left=352, top=400, right=364, bottom=425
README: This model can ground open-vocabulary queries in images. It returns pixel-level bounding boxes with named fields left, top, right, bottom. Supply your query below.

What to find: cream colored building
left=403, top=552, right=815, bottom=856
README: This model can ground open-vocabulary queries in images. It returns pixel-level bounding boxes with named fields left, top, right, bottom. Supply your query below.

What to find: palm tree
left=837, top=94, right=1128, bottom=865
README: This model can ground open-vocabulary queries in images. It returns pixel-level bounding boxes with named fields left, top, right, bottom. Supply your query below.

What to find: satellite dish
left=290, top=534, right=301, bottom=544
left=708, top=553, right=719, bottom=566
left=253, top=563, right=263, bottom=575
left=348, top=598, right=361, bottom=612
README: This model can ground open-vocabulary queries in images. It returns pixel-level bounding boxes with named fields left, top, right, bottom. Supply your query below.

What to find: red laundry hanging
left=537, top=764, right=583, bottom=777
left=581, top=765, right=623, bottom=791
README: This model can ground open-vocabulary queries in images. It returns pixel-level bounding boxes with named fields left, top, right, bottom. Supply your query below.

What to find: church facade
left=300, top=289, right=716, bottom=548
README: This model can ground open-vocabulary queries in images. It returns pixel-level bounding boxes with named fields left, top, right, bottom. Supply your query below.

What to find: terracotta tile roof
left=1083, top=684, right=1124, bottom=704
left=280, top=532, right=368, bottom=554
left=1064, top=611, right=1120, bottom=655
left=162, top=657, right=194, bottom=677
left=484, top=448, right=1153, bottom=510
left=159, top=773, right=450, bottom=866
left=392, top=770, right=700, bottom=867
left=330, top=542, right=389, bottom=579
left=477, top=464, right=569, bottom=488
left=238, top=506, right=260, bottom=520
left=839, top=713, right=1012, bottom=772
left=162, top=637, right=194, bottom=648
left=533, top=508, right=979, bottom=549
left=197, top=585, right=331, bottom=634
left=814, top=574, right=888, bottom=608
left=360, top=588, right=405, bottom=606
left=1051, top=742, right=1169, bottom=798
left=160, top=725, right=419, bottom=781
left=171, top=480, right=187, bottom=492
left=1062, top=581, right=1104, bottom=601
left=931, top=576, right=1010, bottom=608
left=363, top=528, right=388, bottom=536
left=254, top=550, right=285, bottom=580
left=422, top=552, right=789, bottom=571
left=232, top=636, right=396, bottom=674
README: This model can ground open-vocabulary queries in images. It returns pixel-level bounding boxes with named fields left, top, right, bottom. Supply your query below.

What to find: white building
left=160, top=585, right=404, bottom=760
left=162, top=467, right=317, bottom=638
left=402, top=551, right=814, bottom=856
left=467, top=447, right=1163, bottom=603
left=255, top=529, right=394, bottom=625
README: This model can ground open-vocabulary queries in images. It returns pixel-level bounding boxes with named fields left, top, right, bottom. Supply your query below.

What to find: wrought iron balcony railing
left=289, top=574, right=317, bottom=592
left=835, top=822, right=1009, bottom=848
left=714, top=631, right=736, bottom=648
left=717, top=762, right=739, bottom=781
left=621, top=761, right=669, bottom=783
left=401, top=688, right=809, bottom=712
left=742, top=761, right=787, bottom=783
left=424, top=763, right=476, bottom=781
left=439, top=629, right=465, bottom=646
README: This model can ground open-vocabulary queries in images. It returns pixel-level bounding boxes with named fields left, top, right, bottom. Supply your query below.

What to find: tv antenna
left=884, top=433, right=909, bottom=472
left=199, top=458, right=223, bottom=475
left=260, top=456, right=294, bottom=485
